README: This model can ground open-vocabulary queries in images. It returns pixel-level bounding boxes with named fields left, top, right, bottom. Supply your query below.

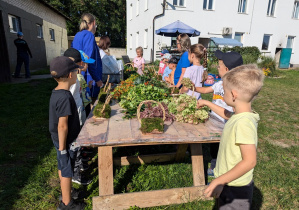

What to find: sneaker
left=72, top=176, right=92, bottom=185
left=59, top=188, right=84, bottom=201
left=80, top=147, right=93, bottom=154
left=207, top=168, right=214, bottom=177
left=80, top=163, right=90, bottom=172
left=57, top=199, right=85, bottom=210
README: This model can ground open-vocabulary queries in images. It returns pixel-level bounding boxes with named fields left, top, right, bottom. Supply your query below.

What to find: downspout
left=152, top=0, right=166, bottom=62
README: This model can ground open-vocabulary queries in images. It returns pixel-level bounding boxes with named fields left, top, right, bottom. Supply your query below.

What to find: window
left=171, top=37, right=177, bottom=47
left=286, top=36, right=295, bottom=48
left=136, top=0, right=139, bottom=16
left=262, top=34, right=271, bottom=51
left=203, top=0, right=214, bottom=10
left=144, top=29, right=148, bottom=48
left=130, top=34, right=132, bottom=49
left=293, top=1, right=299, bottom=19
left=49, top=29, right=55, bottom=41
left=238, top=0, right=247, bottom=13
left=145, top=0, right=148, bottom=10
left=267, top=0, right=276, bottom=16
left=234, top=32, right=244, bottom=43
left=36, top=24, right=43, bottom=38
left=136, top=32, right=139, bottom=48
left=173, top=0, right=185, bottom=7
left=8, top=14, right=20, bottom=33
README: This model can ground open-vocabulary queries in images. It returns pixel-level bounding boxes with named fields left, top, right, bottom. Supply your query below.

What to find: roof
left=210, top=37, right=243, bottom=47
left=37, top=0, right=71, bottom=21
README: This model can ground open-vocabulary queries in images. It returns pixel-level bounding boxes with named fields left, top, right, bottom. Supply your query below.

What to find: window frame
left=136, top=0, right=139, bottom=16
left=292, top=0, right=299, bottom=19
left=130, top=34, right=133, bottom=50
left=262, top=34, right=272, bottom=51
left=238, top=0, right=247, bottom=13
left=144, top=0, right=148, bottom=11
left=234, top=32, right=244, bottom=43
left=286, top=36, right=295, bottom=49
left=8, top=14, right=20, bottom=33
left=36, top=24, right=43, bottom=39
left=49, top=28, right=55, bottom=41
left=173, top=0, right=186, bottom=7
left=267, top=0, right=277, bottom=17
left=130, top=3, right=133, bottom=20
left=203, top=0, right=214, bottom=11
left=136, top=31, right=139, bottom=48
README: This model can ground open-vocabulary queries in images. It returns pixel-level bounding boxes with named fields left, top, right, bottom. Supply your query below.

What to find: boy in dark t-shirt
left=49, top=56, right=85, bottom=209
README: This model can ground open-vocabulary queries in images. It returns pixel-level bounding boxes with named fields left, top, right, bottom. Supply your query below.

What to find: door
left=0, top=10, right=11, bottom=82
left=279, top=48, right=292, bottom=69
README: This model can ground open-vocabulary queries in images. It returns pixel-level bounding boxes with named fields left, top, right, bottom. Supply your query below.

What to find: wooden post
left=190, top=144, right=205, bottom=186
left=175, top=144, right=188, bottom=161
left=98, top=147, right=114, bottom=196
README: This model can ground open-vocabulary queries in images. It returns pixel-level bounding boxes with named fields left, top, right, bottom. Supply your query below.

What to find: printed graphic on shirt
left=213, top=92, right=224, bottom=101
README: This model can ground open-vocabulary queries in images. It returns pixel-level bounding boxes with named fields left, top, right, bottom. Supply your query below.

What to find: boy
left=49, top=56, right=85, bottom=209
left=198, top=64, right=265, bottom=209
left=164, top=57, right=179, bottom=85
left=187, top=50, right=243, bottom=176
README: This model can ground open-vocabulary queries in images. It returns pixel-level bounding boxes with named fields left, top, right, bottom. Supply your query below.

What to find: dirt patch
left=48, top=175, right=59, bottom=188
left=270, top=140, right=290, bottom=148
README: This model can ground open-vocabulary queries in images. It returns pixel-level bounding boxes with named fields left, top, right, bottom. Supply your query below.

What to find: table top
left=76, top=101, right=224, bottom=147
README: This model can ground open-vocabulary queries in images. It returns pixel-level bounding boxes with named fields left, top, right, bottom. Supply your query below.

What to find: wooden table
left=76, top=101, right=224, bottom=209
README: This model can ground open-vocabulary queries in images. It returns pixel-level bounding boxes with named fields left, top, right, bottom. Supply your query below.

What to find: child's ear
left=231, top=89, right=238, bottom=101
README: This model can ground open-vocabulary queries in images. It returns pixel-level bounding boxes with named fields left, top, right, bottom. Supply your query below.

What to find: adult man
left=14, top=32, right=32, bottom=78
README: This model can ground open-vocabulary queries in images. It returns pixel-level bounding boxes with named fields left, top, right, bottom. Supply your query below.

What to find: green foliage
left=258, top=56, right=277, bottom=76
left=140, top=118, right=164, bottom=134
left=124, top=65, right=138, bottom=80
left=97, top=91, right=107, bottom=103
left=222, top=46, right=261, bottom=63
left=92, top=102, right=111, bottom=118
left=153, top=60, right=160, bottom=66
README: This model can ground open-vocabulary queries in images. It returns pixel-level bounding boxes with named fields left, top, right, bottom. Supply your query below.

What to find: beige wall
left=43, top=20, right=68, bottom=65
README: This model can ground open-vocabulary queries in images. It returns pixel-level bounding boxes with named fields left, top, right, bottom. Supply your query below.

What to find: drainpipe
left=152, top=0, right=166, bottom=62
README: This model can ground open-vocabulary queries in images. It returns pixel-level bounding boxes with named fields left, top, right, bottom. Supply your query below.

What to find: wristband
left=60, top=150, right=67, bottom=155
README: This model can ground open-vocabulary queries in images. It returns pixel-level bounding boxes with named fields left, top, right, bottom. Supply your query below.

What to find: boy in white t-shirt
left=188, top=50, right=243, bottom=176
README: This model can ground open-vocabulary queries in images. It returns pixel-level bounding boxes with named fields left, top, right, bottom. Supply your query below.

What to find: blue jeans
left=15, top=53, right=30, bottom=77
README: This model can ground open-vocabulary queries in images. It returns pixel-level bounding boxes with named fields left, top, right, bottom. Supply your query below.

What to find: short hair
left=98, top=36, right=111, bottom=50
left=222, top=64, right=265, bottom=102
left=136, top=46, right=143, bottom=55
left=177, top=33, right=191, bottom=52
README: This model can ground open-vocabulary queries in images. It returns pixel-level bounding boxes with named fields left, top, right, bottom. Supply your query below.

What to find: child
left=158, top=52, right=171, bottom=75
left=186, top=50, right=243, bottom=176
left=133, top=46, right=145, bottom=75
left=180, top=44, right=208, bottom=100
left=49, top=56, right=85, bottom=209
left=198, top=65, right=265, bottom=209
left=164, top=57, right=179, bottom=85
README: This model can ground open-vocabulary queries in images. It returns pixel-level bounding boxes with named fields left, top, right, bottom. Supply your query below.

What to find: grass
left=31, top=67, right=50, bottom=75
left=0, top=70, right=298, bottom=209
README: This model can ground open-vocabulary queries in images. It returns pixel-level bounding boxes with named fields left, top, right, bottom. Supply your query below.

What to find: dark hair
left=98, top=36, right=111, bottom=50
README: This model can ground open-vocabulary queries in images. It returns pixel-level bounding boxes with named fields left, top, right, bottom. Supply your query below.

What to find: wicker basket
left=170, top=85, right=195, bottom=98
left=137, top=100, right=166, bottom=134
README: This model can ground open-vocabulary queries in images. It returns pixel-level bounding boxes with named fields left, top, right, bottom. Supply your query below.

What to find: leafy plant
left=139, top=102, right=175, bottom=122
left=181, top=78, right=193, bottom=89
left=222, top=46, right=261, bottom=63
left=111, top=75, right=137, bottom=99
left=258, top=56, right=277, bottom=77
left=93, top=102, right=111, bottom=118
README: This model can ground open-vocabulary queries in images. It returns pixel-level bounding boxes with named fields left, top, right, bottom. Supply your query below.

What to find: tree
left=44, top=0, right=126, bottom=47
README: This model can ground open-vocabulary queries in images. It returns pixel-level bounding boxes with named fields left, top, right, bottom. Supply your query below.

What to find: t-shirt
left=77, top=74, right=92, bottom=107
left=99, top=48, right=106, bottom=59
left=162, top=66, right=172, bottom=81
left=49, top=89, right=80, bottom=145
left=158, top=61, right=166, bottom=74
left=214, top=112, right=260, bottom=187
left=70, top=79, right=85, bottom=126
left=133, top=56, right=145, bottom=75
left=183, top=65, right=204, bottom=100
left=211, top=81, right=234, bottom=123
left=174, top=51, right=191, bottom=85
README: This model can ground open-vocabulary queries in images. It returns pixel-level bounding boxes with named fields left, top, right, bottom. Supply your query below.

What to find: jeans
left=15, top=53, right=30, bottom=77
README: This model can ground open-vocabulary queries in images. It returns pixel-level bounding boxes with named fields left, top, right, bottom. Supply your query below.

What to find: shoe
left=80, top=163, right=90, bottom=172
left=59, top=188, right=84, bottom=201
left=57, top=199, right=85, bottom=210
left=207, top=168, right=214, bottom=177
left=72, top=176, right=92, bottom=185
left=80, top=147, right=93, bottom=154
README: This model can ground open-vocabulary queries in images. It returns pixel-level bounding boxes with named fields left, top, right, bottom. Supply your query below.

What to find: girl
left=181, top=44, right=208, bottom=99
left=133, top=46, right=145, bottom=75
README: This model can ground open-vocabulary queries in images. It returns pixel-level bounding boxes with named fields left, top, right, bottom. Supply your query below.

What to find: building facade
left=126, top=0, right=299, bottom=66
left=0, top=0, right=68, bottom=82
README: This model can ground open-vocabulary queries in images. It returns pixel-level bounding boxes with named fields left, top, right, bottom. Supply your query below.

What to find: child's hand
left=197, top=99, right=207, bottom=109
left=204, top=179, right=224, bottom=198
left=88, top=80, right=93, bottom=88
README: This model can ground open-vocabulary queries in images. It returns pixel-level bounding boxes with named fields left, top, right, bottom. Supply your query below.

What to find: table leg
left=190, top=144, right=205, bottom=186
left=98, top=146, right=114, bottom=196
left=175, top=144, right=188, bottom=161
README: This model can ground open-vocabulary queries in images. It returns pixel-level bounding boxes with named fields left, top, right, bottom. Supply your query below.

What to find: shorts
left=52, top=140, right=78, bottom=178
left=218, top=181, right=254, bottom=210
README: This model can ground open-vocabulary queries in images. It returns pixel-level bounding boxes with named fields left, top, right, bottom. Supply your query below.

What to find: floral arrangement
left=262, top=68, right=271, bottom=76
left=111, top=74, right=138, bottom=99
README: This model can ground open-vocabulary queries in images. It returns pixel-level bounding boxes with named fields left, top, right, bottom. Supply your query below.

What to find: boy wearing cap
left=14, top=32, right=32, bottom=78
left=158, top=53, right=172, bottom=75
left=187, top=50, right=243, bottom=176
left=164, top=57, right=179, bottom=85
left=49, top=56, right=85, bottom=209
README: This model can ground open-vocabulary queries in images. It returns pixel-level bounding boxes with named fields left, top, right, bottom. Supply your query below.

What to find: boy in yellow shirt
left=197, top=64, right=264, bottom=209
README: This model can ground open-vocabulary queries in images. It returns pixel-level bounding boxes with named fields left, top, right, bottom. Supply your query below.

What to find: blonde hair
left=189, top=44, right=208, bottom=83
left=222, top=64, right=265, bottom=102
left=79, top=13, right=95, bottom=31
left=177, top=33, right=191, bottom=52
left=136, top=46, right=143, bottom=56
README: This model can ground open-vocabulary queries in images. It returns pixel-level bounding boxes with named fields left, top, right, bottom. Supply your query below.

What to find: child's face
left=69, top=70, right=77, bottom=85
left=177, top=38, right=181, bottom=51
left=222, top=81, right=233, bottom=106
left=136, top=50, right=142, bottom=57
left=163, top=59, right=168, bottom=64
left=218, top=60, right=229, bottom=78
left=169, top=63, right=177, bottom=70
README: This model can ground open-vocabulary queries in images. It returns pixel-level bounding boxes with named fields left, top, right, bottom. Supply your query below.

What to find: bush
left=258, top=56, right=277, bottom=76
left=222, top=46, right=261, bottom=63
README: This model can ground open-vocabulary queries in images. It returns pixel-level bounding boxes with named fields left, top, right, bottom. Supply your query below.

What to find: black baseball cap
left=50, top=56, right=79, bottom=78
left=64, top=48, right=82, bottom=63
left=215, top=50, right=243, bottom=70
left=167, top=57, right=179, bottom=64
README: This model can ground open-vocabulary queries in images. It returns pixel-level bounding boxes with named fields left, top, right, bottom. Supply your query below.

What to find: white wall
left=127, top=0, right=299, bottom=65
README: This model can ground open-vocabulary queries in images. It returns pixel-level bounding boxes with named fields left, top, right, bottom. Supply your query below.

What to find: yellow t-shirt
left=214, top=112, right=260, bottom=186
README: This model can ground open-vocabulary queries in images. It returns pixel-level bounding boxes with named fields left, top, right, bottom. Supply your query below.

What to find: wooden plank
left=98, top=147, right=114, bottom=196
left=113, top=153, right=176, bottom=166
left=93, top=185, right=211, bottom=210
left=190, top=144, right=205, bottom=186
left=175, top=144, right=189, bottom=161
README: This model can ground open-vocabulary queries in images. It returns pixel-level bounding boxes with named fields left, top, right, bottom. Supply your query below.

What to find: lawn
left=0, top=70, right=298, bottom=209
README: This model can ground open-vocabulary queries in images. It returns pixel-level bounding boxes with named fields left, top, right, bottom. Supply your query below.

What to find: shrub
left=222, top=46, right=261, bottom=63
left=258, top=56, right=276, bottom=76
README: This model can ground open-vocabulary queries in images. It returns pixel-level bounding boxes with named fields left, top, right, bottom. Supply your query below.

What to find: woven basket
left=170, top=85, right=195, bottom=98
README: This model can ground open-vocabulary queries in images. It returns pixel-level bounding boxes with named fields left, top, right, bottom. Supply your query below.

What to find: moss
left=93, top=102, right=111, bottom=118
left=98, top=90, right=108, bottom=103
left=140, top=118, right=164, bottom=134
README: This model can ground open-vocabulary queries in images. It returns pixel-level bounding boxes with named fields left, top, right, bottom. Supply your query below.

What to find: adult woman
left=173, top=33, right=191, bottom=87
left=72, top=13, right=103, bottom=98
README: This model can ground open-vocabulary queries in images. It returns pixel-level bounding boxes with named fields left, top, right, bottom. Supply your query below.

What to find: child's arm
left=58, top=116, right=68, bottom=151
left=180, top=86, right=188, bottom=93
left=142, top=63, right=145, bottom=71
left=175, top=67, right=186, bottom=87
left=88, top=80, right=93, bottom=89
left=204, top=144, right=257, bottom=198
left=194, top=86, right=213, bottom=94
left=197, top=99, right=233, bottom=120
